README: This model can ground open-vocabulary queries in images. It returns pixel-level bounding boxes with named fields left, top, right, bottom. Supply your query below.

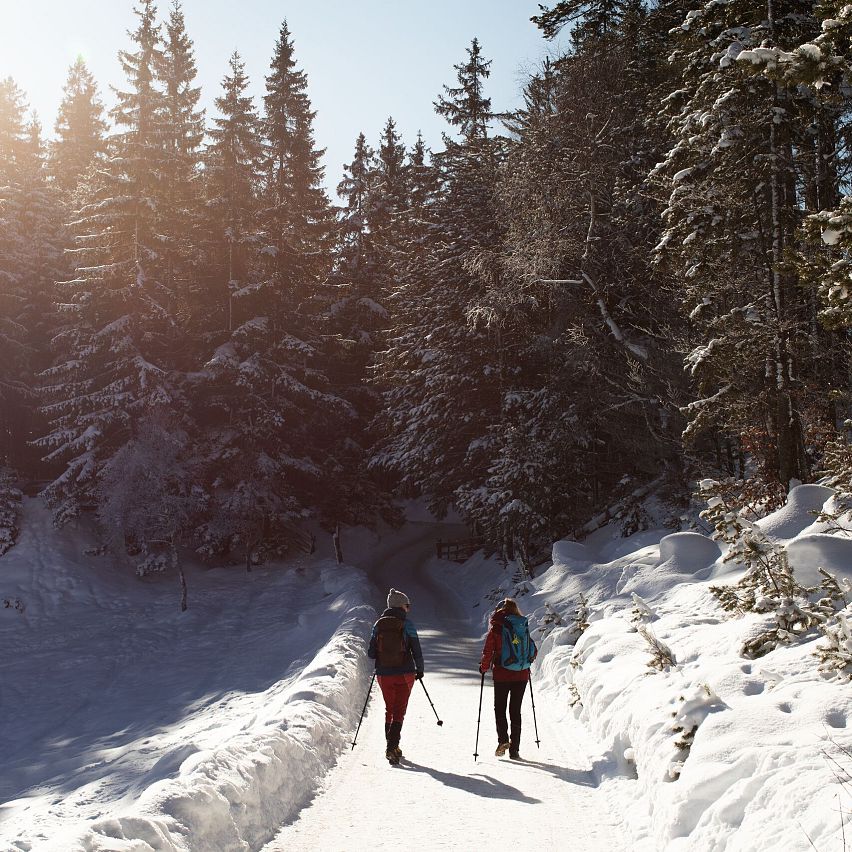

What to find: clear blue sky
left=0, top=1, right=561, bottom=196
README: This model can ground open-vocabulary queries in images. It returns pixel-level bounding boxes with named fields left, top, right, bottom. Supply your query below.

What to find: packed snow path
left=263, top=528, right=628, bottom=851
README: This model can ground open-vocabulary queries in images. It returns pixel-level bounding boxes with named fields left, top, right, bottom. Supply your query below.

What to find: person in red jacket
left=479, top=598, right=536, bottom=759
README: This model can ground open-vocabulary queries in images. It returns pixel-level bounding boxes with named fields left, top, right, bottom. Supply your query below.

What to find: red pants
left=378, top=674, right=415, bottom=724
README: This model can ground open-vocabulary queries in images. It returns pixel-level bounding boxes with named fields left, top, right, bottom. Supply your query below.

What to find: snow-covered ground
left=1, top=501, right=376, bottom=851
left=531, top=484, right=852, bottom=852
left=3, top=488, right=852, bottom=851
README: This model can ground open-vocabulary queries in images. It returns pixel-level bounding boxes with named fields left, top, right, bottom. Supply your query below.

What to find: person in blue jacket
left=368, top=588, right=424, bottom=764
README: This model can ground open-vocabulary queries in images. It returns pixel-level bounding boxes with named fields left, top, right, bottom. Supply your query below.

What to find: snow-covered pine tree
left=372, top=39, right=506, bottom=529
left=261, top=20, right=334, bottom=296
left=328, top=131, right=381, bottom=382
left=12, top=117, right=64, bottom=477
left=0, top=78, right=33, bottom=471
left=0, top=83, right=64, bottom=478
left=49, top=57, right=107, bottom=196
left=395, top=131, right=438, bottom=270
left=192, top=51, right=275, bottom=564
left=198, top=51, right=264, bottom=338
left=0, top=465, right=22, bottom=556
left=191, top=21, right=359, bottom=560
left=38, top=0, right=187, bottom=527
left=326, top=117, right=406, bottom=405
left=369, top=116, right=408, bottom=299
left=157, top=0, right=205, bottom=318
left=653, top=0, right=836, bottom=492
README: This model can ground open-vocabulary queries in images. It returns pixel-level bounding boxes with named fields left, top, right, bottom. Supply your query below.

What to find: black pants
left=494, top=680, right=527, bottom=748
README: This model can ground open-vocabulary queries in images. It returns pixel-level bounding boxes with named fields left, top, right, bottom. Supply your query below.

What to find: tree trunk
left=179, top=565, right=188, bottom=612
left=333, top=523, right=343, bottom=564
left=767, top=78, right=809, bottom=488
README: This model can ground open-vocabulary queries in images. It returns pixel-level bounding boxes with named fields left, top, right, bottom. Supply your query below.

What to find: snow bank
left=787, top=533, right=852, bottom=586
left=75, top=569, right=374, bottom=852
left=1, top=500, right=377, bottom=852
left=755, top=483, right=835, bottom=540
left=500, top=488, right=852, bottom=852
left=658, top=531, right=721, bottom=570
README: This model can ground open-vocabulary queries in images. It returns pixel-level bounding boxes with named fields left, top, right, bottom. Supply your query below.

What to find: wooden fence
left=436, top=537, right=483, bottom=563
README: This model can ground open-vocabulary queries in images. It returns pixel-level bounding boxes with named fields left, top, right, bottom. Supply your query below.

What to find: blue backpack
left=500, top=614, right=535, bottom=670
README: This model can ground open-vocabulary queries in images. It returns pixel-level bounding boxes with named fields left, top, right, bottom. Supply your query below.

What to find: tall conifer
left=50, top=57, right=107, bottom=195
left=372, top=40, right=506, bottom=531
left=38, top=0, right=184, bottom=526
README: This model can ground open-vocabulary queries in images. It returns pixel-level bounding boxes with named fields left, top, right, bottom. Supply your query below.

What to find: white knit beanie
left=387, top=588, right=410, bottom=608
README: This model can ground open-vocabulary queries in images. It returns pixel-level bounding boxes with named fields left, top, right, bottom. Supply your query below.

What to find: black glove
left=415, top=670, right=424, bottom=680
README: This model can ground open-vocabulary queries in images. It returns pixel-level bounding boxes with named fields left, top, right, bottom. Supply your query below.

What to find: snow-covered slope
left=1, top=501, right=375, bottom=851
left=525, top=485, right=852, bottom=852
left=5, top=487, right=852, bottom=852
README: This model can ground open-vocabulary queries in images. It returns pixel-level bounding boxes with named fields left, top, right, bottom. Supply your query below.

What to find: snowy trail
left=262, top=533, right=628, bottom=852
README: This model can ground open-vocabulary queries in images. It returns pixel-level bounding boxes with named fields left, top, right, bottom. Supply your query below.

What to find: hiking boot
left=386, top=747, right=400, bottom=765
left=495, top=741, right=510, bottom=756
left=509, top=750, right=521, bottom=760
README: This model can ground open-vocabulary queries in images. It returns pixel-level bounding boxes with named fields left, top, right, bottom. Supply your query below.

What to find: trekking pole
left=418, top=678, right=443, bottom=726
left=351, top=672, right=375, bottom=749
left=529, top=673, right=541, bottom=748
left=473, top=671, right=485, bottom=761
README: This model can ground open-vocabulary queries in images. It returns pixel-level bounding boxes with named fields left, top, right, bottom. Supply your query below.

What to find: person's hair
left=500, top=598, right=521, bottom=616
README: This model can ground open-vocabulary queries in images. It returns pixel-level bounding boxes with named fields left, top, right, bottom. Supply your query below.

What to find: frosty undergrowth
left=700, top=479, right=850, bottom=666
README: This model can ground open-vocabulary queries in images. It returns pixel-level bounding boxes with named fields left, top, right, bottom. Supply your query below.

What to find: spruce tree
left=0, top=86, right=63, bottom=476
left=369, top=116, right=408, bottom=275
left=0, top=78, right=30, bottom=468
left=261, top=20, right=333, bottom=291
left=191, top=21, right=359, bottom=562
left=191, top=51, right=268, bottom=563
left=653, top=0, right=833, bottom=491
left=329, top=131, right=382, bottom=370
left=49, top=57, right=107, bottom=195
left=372, top=40, right=506, bottom=533
left=38, top=0, right=184, bottom=527
left=157, top=0, right=205, bottom=320
left=199, top=51, right=264, bottom=337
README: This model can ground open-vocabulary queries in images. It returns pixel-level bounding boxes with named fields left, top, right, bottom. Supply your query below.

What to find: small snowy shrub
left=568, top=682, right=583, bottom=709
left=537, top=601, right=564, bottom=642
left=700, top=479, right=833, bottom=657
left=631, top=592, right=656, bottom=624
left=541, top=596, right=590, bottom=644
left=573, top=593, right=591, bottom=635
left=0, top=467, right=22, bottom=556
left=84, top=544, right=107, bottom=556
left=135, top=548, right=176, bottom=577
left=816, top=431, right=852, bottom=518
left=816, top=603, right=852, bottom=679
left=620, top=500, right=651, bottom=537
left=638, top=624, right=677, bottom=670
left=668, top=683, right=725, bottom=780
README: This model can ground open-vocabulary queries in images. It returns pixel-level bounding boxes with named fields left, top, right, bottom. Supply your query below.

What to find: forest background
left=3, top=0, right=852, bottom=588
